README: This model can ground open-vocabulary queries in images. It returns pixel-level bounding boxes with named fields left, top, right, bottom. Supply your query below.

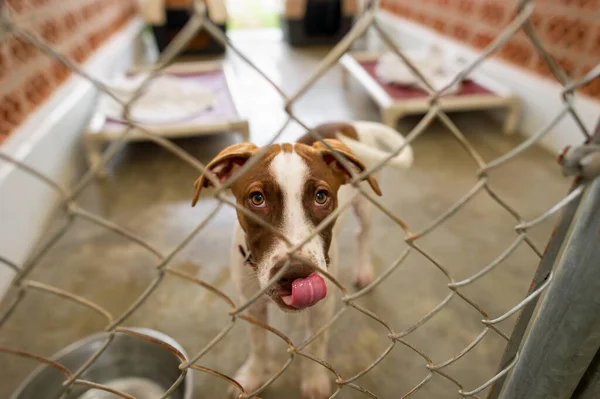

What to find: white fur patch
left=256, top=146, right=327, bottom=287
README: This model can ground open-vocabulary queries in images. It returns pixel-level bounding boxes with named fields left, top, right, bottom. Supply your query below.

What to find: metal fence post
left=485, top=170, right=585, bottom=399
left=499, top=163, right=600, bottom=399
left=571, top=349, right=600, bottom=399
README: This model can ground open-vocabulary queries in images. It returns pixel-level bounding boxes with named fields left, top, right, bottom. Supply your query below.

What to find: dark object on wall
left=152, top=3, right=227, bottom=56
left=282, top=0, right=357, bottom=47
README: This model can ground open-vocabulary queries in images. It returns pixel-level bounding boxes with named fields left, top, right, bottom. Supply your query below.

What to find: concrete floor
left=0, top=31, right=572, bottom=399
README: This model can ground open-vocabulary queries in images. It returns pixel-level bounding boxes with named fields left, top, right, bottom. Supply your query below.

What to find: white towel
left=375, top=46, right=464, bottom=95
left=99, top=74, right=215, bottom=125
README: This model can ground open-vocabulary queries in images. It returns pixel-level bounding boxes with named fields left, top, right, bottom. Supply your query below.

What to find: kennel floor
left=0, top=30, right=571, bottom=399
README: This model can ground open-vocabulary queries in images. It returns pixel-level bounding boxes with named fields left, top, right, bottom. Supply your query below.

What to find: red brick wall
left=0, top=0, right=138, bottom=144
left=380, top=0, right=600, bottom=100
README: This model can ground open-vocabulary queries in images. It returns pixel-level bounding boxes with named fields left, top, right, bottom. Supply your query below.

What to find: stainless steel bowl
left=10, top=328, right=193, bottom=399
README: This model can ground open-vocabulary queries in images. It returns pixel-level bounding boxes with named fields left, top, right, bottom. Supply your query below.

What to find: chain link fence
left=0, top=0, right=599, bottom=398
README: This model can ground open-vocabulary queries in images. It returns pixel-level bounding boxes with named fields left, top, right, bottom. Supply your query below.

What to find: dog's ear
left=192, top=143, right=259, bottom=207
left=312, top=139, right=382, bottom=196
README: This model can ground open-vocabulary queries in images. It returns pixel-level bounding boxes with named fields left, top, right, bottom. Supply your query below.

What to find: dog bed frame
left=340, top=51, right=521, bottom=134
left=84, top=60, right=249, bottom=178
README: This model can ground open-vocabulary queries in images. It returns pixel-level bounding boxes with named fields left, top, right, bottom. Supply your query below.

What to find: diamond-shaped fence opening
left=0, top=0, right=599, bottom=398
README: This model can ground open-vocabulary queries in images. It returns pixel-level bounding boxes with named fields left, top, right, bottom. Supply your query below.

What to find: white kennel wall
left=0, top=19, right=146, bottom=297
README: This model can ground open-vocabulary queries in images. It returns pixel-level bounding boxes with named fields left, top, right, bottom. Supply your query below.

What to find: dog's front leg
left=301, top=297, right=334, bottom=399
left=231, top=297, right=270, bottom=397
left=230, top=225, right=271, bottom=397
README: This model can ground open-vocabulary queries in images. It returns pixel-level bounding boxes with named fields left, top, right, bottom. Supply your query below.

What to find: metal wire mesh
left=0, top=0, right=598, bottom=398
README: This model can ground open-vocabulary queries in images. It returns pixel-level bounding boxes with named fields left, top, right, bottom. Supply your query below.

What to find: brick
left=452, top=24, right=471, bottom=41
left=545, top=15, right=590, bottom=52
left=0, top=46, right=9, bottom=81
left=480, top=1, right=506, bottom=27
left=8, top=36, right=37, bottom=65
left=6, top=0, right=28, bottom=13
left=533, top=53, right=576, bottom=78
left=0, top=129, right=9, bottom=144
left=88, top=30, right=102, bottom=50
left=414, top=12, right=430, bottom=25
left=398, top=3, right=418, bottom=19
left=23, top=71, right=54, bottom=109
left=557, top=0, right=599, bottom=11
left=39, top=18, right=62, bottom=45
left=109, top=17, right=120, bottom=34
left=92, top=0, right=106, bottom=14
left=129, top=1, right=139, bottom=16
left=430, top=17, right=447, bottom=34
left=499, top=38, right=534, bottom=67
left=63, top=11, right=79, bottom=34
left=79, top=42, right=92, bottom=61
left=386, top=2, right=399, bottom=12
left=579, top=64, right=600, bottom=99
left=590, top=27, right=600, bottom=56
left=393, top=3, right=410, bottom=17
left=456, top=0, right=476, bottom=15
left=70, top=45, right=85, bottom=64
left=471, top=31, right=495, bottom=49
left=530, top=9, right=546, bottom=31
left=29, top=0, right=51, bottom=6
left=0, top=90, right=27, bottom=127
left=81, top=3, right=96, bottom=21
left=578, top=0, right=599, bottom=11
left=70, top=41, right=92, bottom=64
left=51, top=60, right=71, bottom=84
left=580, top=81, right=600, bottom=99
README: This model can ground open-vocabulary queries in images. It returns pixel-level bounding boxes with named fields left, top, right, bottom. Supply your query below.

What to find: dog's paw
left=354, top=265, right=375, bottom=289
left=229, top=358, right=268, bottom=398
left=301, top=370, right=332, bottom=399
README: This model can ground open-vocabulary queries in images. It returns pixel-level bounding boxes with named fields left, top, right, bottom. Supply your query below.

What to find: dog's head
left=192, top=139, right=381, bottom=311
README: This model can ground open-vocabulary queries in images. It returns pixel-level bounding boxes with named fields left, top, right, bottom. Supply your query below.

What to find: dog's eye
left=315, top=190, right=329, bottom=205
left=249, top=192, right=265, bottom=207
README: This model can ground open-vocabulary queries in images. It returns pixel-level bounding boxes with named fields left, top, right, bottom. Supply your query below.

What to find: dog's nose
left=270, top=260, right=316, bottom=291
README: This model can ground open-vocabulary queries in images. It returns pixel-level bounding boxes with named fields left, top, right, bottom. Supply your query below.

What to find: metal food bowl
left=11, top=328, right=193, bottom=399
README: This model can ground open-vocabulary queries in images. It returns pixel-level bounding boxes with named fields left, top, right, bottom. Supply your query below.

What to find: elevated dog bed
left=282, top=0, right=358, bottom=46
left=340, top=51, right=522, bottom=134
left=85, top=60, right=249, bottom=177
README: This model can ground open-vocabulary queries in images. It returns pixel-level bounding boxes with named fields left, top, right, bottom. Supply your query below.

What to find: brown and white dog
left=192, top=121, right=413, bottom=398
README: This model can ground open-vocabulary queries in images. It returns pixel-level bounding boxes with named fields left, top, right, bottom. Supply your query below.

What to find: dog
left=191, top=121, right=413, bottom=398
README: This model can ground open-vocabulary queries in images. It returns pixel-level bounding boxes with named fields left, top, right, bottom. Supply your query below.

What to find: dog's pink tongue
left=282, top=273, right=327, bottom=309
